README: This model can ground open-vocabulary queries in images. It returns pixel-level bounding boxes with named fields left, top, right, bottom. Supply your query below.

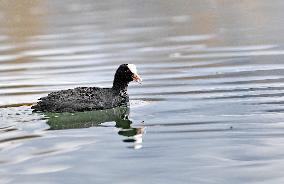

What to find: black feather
left=31, top=64, right=137, bottom=112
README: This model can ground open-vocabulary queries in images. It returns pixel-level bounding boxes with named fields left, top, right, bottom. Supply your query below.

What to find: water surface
left=1, top=0, right=284, bottom=183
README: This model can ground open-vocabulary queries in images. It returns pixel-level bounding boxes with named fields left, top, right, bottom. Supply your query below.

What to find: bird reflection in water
left=44, top=106, right=145, bottom=149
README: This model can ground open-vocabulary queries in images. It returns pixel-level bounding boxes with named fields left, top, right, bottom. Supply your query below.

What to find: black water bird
left=32, top=64, right=142, bottom=112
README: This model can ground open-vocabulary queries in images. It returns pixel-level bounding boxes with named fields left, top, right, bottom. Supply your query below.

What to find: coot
left=32, top=64, right=142, bottom=112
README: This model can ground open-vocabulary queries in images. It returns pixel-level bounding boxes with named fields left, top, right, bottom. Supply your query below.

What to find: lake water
left=1, top=0, right=284, bottom=183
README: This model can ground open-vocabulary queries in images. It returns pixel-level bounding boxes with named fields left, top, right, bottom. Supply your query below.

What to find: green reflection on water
left=44, top=106, right=144, bottom=149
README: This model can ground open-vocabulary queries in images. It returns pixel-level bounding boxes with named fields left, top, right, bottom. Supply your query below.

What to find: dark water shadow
left=43, top=106, right=145, bottom=149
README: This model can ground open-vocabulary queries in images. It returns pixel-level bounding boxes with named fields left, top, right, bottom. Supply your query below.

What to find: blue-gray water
left=1, top=0, right=284, bottom=183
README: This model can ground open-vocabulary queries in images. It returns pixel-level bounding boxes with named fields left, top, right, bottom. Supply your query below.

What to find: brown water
left=1, top=0, right=284, bottom=183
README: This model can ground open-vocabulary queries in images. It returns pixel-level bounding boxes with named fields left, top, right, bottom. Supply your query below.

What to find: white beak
left=133, top=73, right=142, bottom=84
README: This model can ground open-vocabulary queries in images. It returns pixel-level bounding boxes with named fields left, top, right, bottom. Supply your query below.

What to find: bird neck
left=112, top=80, right=129, bottom=93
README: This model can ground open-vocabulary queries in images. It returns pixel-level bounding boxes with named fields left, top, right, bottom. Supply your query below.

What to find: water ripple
left=1, top=1, right=284, bottom=183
